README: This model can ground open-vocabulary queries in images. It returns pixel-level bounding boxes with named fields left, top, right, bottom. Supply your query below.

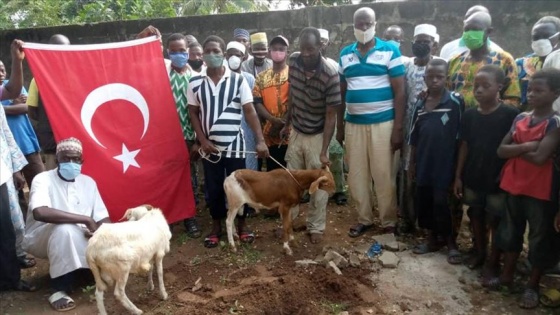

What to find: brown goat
left=223, top=166, right=335, bottom=255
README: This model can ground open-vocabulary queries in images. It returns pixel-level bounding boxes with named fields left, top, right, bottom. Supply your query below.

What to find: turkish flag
left=23, top=37, right=195, bottom=223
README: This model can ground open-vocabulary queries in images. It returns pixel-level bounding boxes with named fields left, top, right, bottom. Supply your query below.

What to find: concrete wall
left=1, top=0, right=559, bottom=82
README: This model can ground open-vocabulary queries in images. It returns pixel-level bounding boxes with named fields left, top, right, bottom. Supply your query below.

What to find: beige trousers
left=285, top=130, right=329, bottom=234
left=346, top=121, right=398, bottom=228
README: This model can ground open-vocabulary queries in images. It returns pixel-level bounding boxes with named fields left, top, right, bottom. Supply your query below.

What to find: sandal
left=184, top=218, right=202, bottom=239
left=49, top=291, right=76, bottom=312
left=466, top=254, right=486, bottom=270
left=14, top=280, right=37, bottom=292
left=18, top=256, right=36, bottom=269
left=540, top=288, right=560, bottom=308
left=348, top=223, right=373, bottom=238
left=447, top=249, right=463, bottom=265
left=239, top=231, right=255, bottom=244
left=204, top=234, right=220, bottom=248
left=519, top=288, right=540, bottom=309
left=412, top=243, right=440, bottom=255
left=333, top=193, right=347, bottom=205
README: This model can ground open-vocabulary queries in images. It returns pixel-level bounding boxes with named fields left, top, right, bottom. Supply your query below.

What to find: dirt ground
left=1, top=199, right=559, bottom=315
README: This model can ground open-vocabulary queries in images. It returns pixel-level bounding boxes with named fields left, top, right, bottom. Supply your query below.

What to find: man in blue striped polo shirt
left=340, top=7, right=406, bottom=237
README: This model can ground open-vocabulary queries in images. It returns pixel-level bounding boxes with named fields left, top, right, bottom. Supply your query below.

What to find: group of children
left=408, top=58, right=560, bottom=309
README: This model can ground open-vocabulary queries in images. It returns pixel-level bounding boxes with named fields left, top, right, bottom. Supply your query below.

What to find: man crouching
left=23, top=137, right=110, bottom=312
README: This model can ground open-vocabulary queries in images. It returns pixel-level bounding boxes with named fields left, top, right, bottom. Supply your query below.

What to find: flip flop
left=519, top=288, right=540, bottom=309
left=348, top=223, right=373, bottom=238
left=15, top=280, right=37, bottom=292
left=203, top=234, right=220, bottom=248
left=447, top=249, right=463, bottom=265
left=238, top=231, right=255, bottom=244
left=412, top=243, right=440, bottom=255
left=49, top=291, right=76, bottom=312
left=18, top=256, right=36, bottom=269
left=540, top=288, right=560, bottom=308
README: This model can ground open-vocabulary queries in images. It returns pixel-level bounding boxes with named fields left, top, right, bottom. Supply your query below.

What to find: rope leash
left=198, top=147, right=303, bottom=189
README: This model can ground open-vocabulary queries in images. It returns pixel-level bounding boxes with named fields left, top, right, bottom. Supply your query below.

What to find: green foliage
left=0, top=0, right=269, bottom=30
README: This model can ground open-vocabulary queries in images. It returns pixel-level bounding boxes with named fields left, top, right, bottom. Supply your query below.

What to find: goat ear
left=119, top=209, right=131, bottom=221
left=309, top=175, right=328, bottom=194
left=142, top=204, right=154, bottom=211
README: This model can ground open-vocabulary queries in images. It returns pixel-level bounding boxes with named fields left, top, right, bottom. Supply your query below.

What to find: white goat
left=86, top=205, right=172, bottom=315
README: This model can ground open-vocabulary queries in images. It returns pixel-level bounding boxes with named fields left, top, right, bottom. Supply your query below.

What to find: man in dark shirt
left=282, top=27, right=340, bottom=244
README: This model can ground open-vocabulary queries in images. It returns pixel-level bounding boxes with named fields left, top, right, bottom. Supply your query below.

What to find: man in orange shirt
left=253, top=35, right=290, bottom=170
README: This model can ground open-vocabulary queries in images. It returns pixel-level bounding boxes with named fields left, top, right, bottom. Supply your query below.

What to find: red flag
left=23, top=37, right=195, bottom=223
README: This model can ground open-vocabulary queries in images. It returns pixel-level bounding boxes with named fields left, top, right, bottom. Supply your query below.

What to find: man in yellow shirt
left=27, top=34, right=70, bottom=170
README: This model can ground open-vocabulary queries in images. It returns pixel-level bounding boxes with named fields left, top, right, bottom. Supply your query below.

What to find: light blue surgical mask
left=168, top=52, right=189, bottom=68
left=59, top=162, right=82, bottom=180
left=203, top=53, right=225, bottom=68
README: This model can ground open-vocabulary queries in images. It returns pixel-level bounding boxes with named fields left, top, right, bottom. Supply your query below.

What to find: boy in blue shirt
left=409, top=59, right=464, bottom=265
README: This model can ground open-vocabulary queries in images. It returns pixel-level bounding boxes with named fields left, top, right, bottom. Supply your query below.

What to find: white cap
left=414, top=24, right=438, bottom=40
left=226, top=41, right=246, bottom=54
left=318, top=28, right=329, bottom=41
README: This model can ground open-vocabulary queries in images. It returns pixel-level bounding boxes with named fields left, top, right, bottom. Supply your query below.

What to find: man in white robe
left=23, top=137, right=110, bottom=311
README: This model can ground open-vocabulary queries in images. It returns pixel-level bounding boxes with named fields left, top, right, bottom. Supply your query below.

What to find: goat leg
left=114, top=271, right=143, bottom=315
left=156, top=254, right=168, bottom=300
left=95, top=288, right=107, bottom=315
left=147, top=266, right=154, bottom=292
left=226, top=205, right=241, bottom=252
left=280, top=205, right=293, bottom=256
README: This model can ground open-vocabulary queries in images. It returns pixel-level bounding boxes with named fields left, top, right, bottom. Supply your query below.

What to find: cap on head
left=414, top=24, right=438, bottom=40
left=56, top=137, right=82, bottom=155
left=250, top=32, right=268, bottom=46
left=233, top=28, right=250, bottom=40
left=270, top=35, right=289, bottom=47
left=318, top=29, right=329, bottom=41
left=226, top=41, right=246, bottom=54
left=465, top=5, right=489, bottom=19
left=465, top=11, right=492, bottom=29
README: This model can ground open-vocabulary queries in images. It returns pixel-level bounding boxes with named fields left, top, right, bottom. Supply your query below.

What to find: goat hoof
left=284, top=248, right=293, bottom=256
left=161, top=292, right=168, bottom=300
left=147, top=284, right=154, bottom=292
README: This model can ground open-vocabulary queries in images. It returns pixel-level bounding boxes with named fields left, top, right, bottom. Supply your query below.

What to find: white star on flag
left=113, top=143, right=141, bottom=173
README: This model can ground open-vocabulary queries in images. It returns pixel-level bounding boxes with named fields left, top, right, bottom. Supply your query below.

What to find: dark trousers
left=0, top=183, right=21, bottom=291
left=416, top=185, right=454, bottom=237
left=497, top=194, right=559, bottom=269
left=202, top=157, right=247, bottom=220
left=259, top=145, right=288, bottom=171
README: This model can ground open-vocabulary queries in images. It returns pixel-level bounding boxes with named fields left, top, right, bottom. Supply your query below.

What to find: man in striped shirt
left=187, top=35, right=269, bottom=248
left=340, top=7, right=406, bottom=237
left=282, top=27, right=341, bottom=244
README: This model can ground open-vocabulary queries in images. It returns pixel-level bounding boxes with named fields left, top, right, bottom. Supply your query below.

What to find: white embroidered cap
left=56, top=137, right=83, bottom=154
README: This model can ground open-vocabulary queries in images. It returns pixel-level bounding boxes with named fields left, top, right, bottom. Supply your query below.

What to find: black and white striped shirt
left=187, top=66, right=253, bottom=158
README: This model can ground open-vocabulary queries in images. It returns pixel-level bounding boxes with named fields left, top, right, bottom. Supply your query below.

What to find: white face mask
left=354, top=25, right=376, bottom=44
left=531, top=32, right=559, bottom=57
left=228, top=56, right=242, bottom=71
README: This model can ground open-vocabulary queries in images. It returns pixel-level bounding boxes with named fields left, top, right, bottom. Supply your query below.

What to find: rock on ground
left=379, top=251, right=400, bottom=268
left=324, top=250, right=349, bottom=269
left=328, top=261, right=343, bottom=275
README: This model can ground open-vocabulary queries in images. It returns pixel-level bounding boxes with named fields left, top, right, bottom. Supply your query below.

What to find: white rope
left=197, top=146, right=303, bottom=188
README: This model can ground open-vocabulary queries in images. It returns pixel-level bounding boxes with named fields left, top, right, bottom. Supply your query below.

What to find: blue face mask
left=168, top=52, right=189, bottom=68
left=59, top=162, right=82, bottom=180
